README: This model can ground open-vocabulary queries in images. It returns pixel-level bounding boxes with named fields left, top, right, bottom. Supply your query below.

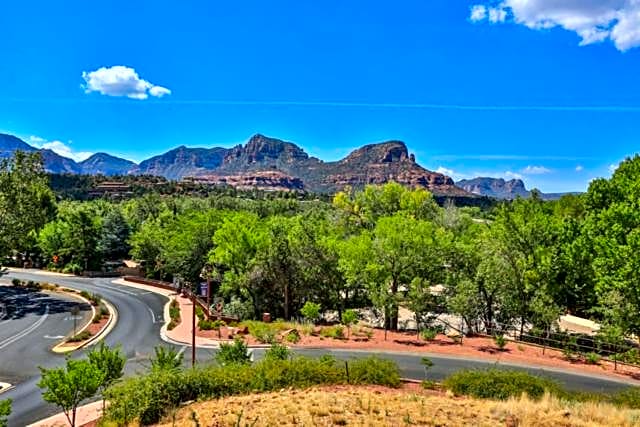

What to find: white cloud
left=505, top=171, right=524, bottom=180
left=470, top=0, right=640, bottom=51
left=609, top=163, right=619, bottom=173
left=29, top=136, right=93, bottom=162
left=82, top=66, right=171, bottom=100
left=489, top=7, right=508, bottom=23
left=470, top=5, right=487, bottom=22
left=521, top=165, right=551, bottom=175
left=575, top=165, right=584, bottom=172
left=435, top=166, right=468, bottom=181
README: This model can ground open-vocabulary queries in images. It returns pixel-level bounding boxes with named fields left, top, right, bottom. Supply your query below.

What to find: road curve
left=3, top=270, right=639, bottom=426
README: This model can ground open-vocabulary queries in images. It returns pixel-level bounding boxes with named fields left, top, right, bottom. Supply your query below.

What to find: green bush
left=421, top=328, right=438, bottom=341
left=241, top=321, right=278, bottom=344
left=494, top=334, right=507, bottom=350
left=198, top=319, right=215, bottom=330
left=62, top=263, right=82, bottom=275
left=195, top=306, right=205, bottom=320
left=92, top=313, right=103, bottom=323
left=320, top=325, right=344, bottom=339
left=347, top=356, right=401, bottom=387
left=10, top=278, right=21, bottom=287
left=215, top=338, right=251, bottom=366
left=150, top=346, right=183, bottom=373
left=611, top=387, right=640, bottom=409
left=168, top=300, right=180, bottom=330
left=0, top=398, right=11, bottom=427
left=100, top=305, right=109, bottom=316
left=264, top=343, right=291, bottom=361
left=103, top=356, right=400, bottom=425
left=67, top=330, right=92, bottom=342
left=285, top=330, right=300, bottom=343
left=300, top=301, right=321, bottom=323
left=443, top=369, right=560, bottom=401
left=585, top=352, right=601, bottom=365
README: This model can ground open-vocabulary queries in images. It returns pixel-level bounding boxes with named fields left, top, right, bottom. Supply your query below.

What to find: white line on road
left=177, top=345, right=187, bottom=359
left=147, top=307, right=156, bottom=323
left=95, top=284, right=140, bottom=297
left=0, top=305, right=50, bottom=350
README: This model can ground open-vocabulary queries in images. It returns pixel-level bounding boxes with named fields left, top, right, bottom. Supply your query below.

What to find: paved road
left=0, top=284, right=92, bottom=384
left=3, top=270, right=639, bottom=426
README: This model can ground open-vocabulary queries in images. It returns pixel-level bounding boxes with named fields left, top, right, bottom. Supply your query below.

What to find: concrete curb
left=0, top=382, right=13, bottom=395
left=51, top=295, right=117, bottom=353
left=50, top=290, right=96, bottom=353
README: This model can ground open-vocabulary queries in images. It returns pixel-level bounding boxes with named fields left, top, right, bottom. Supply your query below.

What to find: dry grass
left=152, top=386, right=640, bottom=427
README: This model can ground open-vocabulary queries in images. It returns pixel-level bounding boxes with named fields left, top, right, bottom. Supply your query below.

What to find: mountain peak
left=457, top=177, right=529, bottom=199
left=342, top=140, right=412, bottom=164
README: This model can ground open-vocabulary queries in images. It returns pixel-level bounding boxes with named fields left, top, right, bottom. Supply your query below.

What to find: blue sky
left=1, top=0, right=640, bottom=192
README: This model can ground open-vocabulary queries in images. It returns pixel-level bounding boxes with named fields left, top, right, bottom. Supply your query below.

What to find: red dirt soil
left=198, top=325, right=640, bottom=384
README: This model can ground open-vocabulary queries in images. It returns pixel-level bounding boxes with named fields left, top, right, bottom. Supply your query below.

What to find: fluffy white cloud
left=435, top=166, right=467, bottom=181
left=470, top=0, right=640, bottom=51
left=470, top=5, right=487, bottom=22
left=29, top=136, right=93, bottom=161
left=575, top=165, right=584, bottom=172
left=521, top=165, right=551, bottom=175
left=505, top=171, right=524, bottom=180
left=82, top=66, right=171, bottom=100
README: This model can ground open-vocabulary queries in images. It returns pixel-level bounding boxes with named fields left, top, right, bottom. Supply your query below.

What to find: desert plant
left=212, top=320, right=226, bottom=339
left=585, top=352, right=601, bottom=365
left=67, top=330, right=92, bottom=342
left=421, top=328, right=437, bottom=341
left=348, top=357, right=401, bottom=387
left=320, top=325, right=344, bottom=339
left=443, top=369, right=560, bottom=401
left=216, top=338, right=251, bottom=366
left=285, top=330, right=301, bottom=343
left=11, top=278, right=21, bottom=286
left=150, top=346, right=183, bottom=373
left=494, top=334, right=507, bottom=350
left=264, top=343, right=291, bottom=361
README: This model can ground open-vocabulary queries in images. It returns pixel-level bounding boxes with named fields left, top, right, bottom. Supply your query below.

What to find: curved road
left=2, top=270, right=638, bottom=426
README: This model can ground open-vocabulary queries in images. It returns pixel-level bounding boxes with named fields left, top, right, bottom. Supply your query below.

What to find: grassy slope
left=153, top=385, right=640, bottom=427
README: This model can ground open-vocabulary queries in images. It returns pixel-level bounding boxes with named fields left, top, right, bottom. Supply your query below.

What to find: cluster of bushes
left=92, top=305, right=110, bottom=324
left=10, top=279, right=58, bottom=291
left=442, top=368, right=640, bottom=410
left=79, top=290, right=101, bottom=306
left=0, top=399, right=10, bottom=427
left=320, top=325, right=345, bottom=339
left=168, top=300, right=180, bottom=330
left=102, top=354, right=401, bottom=425
left=67, top=330, right=93, bottom=343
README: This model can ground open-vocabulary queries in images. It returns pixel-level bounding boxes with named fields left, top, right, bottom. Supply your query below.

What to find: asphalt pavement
left=2, top=269, right=639, bottom=426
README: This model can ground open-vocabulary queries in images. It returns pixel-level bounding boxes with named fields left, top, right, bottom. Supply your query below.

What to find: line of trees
left=5, top=151, right=640, bottom=343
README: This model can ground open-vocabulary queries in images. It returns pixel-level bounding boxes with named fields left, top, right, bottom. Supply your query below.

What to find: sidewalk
left=27, top=401, right=103, bottom=427
left=111, top=278, right=220, bottom=348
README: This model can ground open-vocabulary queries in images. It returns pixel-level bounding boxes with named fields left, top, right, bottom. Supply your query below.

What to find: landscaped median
left=9, top=279, right=117, bottom=353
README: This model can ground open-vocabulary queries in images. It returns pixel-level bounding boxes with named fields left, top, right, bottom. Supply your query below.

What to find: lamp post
left=191, top=289, right=196, bottom=367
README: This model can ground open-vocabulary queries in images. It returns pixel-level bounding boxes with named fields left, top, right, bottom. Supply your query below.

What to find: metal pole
left=191, top=292, right=196, bottom=367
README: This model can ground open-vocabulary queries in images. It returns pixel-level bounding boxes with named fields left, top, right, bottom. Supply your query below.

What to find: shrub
left=150, top=346, right=183, bottom=373
left=585, top=352, right=601, bottom=365
left=223, top=297, right=253, bottom=321
left=168, top=299, right=180, bottom=330
left=264, top=343, right=291, bottom=361
left=242, top=321, right=277, bottom=344
left=0, top=399, right=10, bottom=427
left=320, top=325, right=344, bottom=339
left=347, top=357, right=401, bottom=388
left=67, top=330, right=93, bottom=342
left=26, top=280, right=41, bottom=290
left=198, top=319, right=215, bottom=330
left=62, top=263, right=82, bottom=275
left=285, top=330, right=300, bottom=343
left=494, top=334, right=507, bottom=350
left=103, top=356, right=401, bottom=425
left=215, top=338, right=251, bottom=366
left=100, top=306, right=109, bottom=316
left=11, top=278, right=21, bottom=287
left=443, top=369, right=560, bottom=401
left=421, top=328, right=438, bottom=341
left=300, top=301, right=321, bottom=324
left=612, top=387, right=640, bottom=409
left=92, top=313, right=103, bottom=324
left=195, top=306, right=205, bottom=320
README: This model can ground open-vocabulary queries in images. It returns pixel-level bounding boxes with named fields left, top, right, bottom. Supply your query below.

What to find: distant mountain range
left=456, top=177, right=579, bottom=200
left=0, top=132, right=577, bottom=198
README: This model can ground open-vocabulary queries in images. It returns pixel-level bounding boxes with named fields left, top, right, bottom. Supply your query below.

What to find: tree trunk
left=284, top=281, right=290, bottom=320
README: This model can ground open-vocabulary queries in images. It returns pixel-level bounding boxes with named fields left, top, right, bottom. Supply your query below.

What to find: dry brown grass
left=150, top=385, right=640, bottom=427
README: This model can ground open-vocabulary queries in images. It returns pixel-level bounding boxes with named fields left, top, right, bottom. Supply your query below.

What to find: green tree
left=0, top=151, right=56, bottom=260
left=38, top=358, right=105, bottom=427
left=341, top=309, right=359, bottom=338
left=87, top=342, right=126, bottom=408
left=97, top=208, right=131, bottom=260
left=300, top=301, right=321, bottom=324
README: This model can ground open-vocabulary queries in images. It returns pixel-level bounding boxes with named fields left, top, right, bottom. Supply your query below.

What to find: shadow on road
left=0, top=286, right=91, bottom=320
